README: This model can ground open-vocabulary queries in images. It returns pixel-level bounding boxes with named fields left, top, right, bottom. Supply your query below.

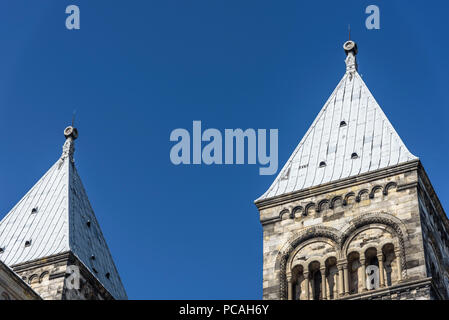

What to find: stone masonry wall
left=417, top=168, right=449, bottom=300
left=0, top=261, right=40, bottom=300
left=13, top=254, right=68, bottom=300
left=12, top=252, right=114, bottom=300
left=257, top=161, right=428, bottom=300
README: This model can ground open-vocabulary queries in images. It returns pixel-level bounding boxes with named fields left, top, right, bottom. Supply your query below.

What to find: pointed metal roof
left=0, top=126, right=127, bottom=299
left=257, top=40, right=417, bottom=201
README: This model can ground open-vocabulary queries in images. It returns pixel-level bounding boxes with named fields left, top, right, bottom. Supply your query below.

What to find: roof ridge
left=68, top=162, right=128, bottom=299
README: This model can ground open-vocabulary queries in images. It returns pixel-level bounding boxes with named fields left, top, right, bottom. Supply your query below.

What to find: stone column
left=333, top=274, right=338, bottom=299
left=396, top=250, right=403, bottom=282
left=304, top=273, right=310, bottom=300
left=378, top=254, right=385, bottom=288
left=338, top=265, right=344, bottom=298
left=320, top=268, right=326, bottom=300
left=326, top=275, right=331, bottom=300
left=343, top=264, right=350, bottom=295
left=360, top=258, right=367, bottom=291
left=287, top=278, right=293, bottom=300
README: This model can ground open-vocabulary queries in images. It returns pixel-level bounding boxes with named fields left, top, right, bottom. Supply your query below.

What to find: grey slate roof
left=257, top=42, right=417, bottom=201
left=0, top=130, right=127, bottom=299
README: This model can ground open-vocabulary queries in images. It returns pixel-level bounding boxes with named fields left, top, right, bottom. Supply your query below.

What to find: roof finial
left=343, top=37, right=358, bottom=73
left=61, top=125, right=78, bottom=161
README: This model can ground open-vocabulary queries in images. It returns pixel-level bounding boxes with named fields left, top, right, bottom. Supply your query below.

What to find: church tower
left=0, top=126, right=127, bottom=300
left=255, top=40, right=449, bottom=300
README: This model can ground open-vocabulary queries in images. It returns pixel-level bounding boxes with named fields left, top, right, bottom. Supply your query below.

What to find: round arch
left=275, top=226, right=342, bottom=300
left=340, top=212, right=408, bottom=279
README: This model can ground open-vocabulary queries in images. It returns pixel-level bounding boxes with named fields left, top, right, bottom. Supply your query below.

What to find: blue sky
left=0, top=1, right=448, bottom=299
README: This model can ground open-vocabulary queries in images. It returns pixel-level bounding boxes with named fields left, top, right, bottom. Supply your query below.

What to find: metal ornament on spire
left=343, top=40, right=358, bottom=73
left=61, top=126, right=78, bottom=161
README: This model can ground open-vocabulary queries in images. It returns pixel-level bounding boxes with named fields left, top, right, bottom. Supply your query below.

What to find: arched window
left=347, top=252, right=361, bottom=294
left=382, top=243, right=397, bottom=286
left=308, top=261, right=322, bottom=300
left=291, top=265, right=305, bottom=300
left=325, top=257, right=338, bottom=300
left=365, top=248, right=380, bottom=290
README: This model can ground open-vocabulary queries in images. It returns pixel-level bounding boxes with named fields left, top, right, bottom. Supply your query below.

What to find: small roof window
left=31, top=207, right=38, bottom=214
left=0, top=247, right=4, bottom=254
left=319, top=161, right=327, bottom=168
left=105, top=272, right=111, bottom=279
left=351, top=152, right=359, bottom=159
left=25, top=240, right=32, bottom=247
left=340, top=121, right=347, bottom=127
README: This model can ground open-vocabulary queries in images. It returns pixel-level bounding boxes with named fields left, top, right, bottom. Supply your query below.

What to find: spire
left=343, top=40, right=358, bottom=73
left=61, top=126, right=78, bottom=161
left=256, top=40, right=417, bottom=202
left=0, top=125, right=127, bottom=299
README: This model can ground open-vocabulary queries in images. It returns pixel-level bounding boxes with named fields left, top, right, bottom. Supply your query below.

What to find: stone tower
left=0, top=126, right=127, bottom=300
left=255, top=40, right=449, bottom=300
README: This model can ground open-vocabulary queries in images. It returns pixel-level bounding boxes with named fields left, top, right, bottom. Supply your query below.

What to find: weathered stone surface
left=0, top=260, right=40, bottom=300
left=11, top=252, right=114, bottom=300
left=256, top=160, right=449, bottom=300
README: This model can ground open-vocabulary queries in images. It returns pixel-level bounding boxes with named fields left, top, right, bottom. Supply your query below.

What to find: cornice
left=11, top=251, right=71, bottom=273
left=255, top=159, right=420, bottom=211
left=338, top=277, right=434, bottom=300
